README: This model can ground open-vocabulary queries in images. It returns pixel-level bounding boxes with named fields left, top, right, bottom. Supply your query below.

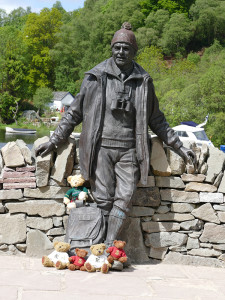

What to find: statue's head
left=111, top=23, right=138, bottom=70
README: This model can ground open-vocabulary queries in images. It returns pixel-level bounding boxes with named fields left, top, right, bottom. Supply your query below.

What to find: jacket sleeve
left=49, top=76, right=89, bottom=147
left=147, top=79, right=183, bottom=150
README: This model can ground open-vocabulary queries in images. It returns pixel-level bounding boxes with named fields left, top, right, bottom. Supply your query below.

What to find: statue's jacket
left=50, top=58, right=182, bottom=185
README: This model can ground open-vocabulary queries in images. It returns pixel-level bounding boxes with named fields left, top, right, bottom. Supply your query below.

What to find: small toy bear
left=68, top=248, right=88, bottom=271
left=106, top=240, right=127, bottom=264
left=84, top=243, right=111, bottom=274
left=42, top=241, right=71, bottom=270
left=64, top=174, right=88, bottom=210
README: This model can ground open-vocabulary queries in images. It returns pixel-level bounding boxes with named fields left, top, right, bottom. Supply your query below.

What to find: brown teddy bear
left=106, top=240, right=127, bottom=264
left=84, top=243, right=111, bottom=274
left=68, top=248, right=88, bottom=271
left=64, top=174, right=88, bottom=210
left=42, top=241, right=71, bottom=270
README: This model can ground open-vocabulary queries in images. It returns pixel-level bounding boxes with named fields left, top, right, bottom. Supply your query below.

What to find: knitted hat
left=111, top=22, right=138, bottom=51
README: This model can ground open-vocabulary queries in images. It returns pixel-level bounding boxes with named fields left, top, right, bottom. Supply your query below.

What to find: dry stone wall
left=0, top=136, right=225, bottom=267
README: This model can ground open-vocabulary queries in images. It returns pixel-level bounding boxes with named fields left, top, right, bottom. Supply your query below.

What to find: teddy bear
left=68, top=248, right=88, bottom=271
left=42, top=241, right=71, bottom=270
left=84, top=243, right=111, bottom=274
left=106, top=240, right=127, bottom=264
left=64, top=174, right=88, bottom=210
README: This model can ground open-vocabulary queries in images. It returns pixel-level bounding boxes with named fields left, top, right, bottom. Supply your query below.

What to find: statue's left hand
left=176, top=146, right=197, bottom=168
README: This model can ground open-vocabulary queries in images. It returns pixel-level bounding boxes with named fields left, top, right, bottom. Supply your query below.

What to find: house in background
left=49, top=92, right=74, bottom=111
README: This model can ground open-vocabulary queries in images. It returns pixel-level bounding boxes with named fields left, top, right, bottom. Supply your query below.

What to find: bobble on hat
left=111, top=22, right=138, bottom=51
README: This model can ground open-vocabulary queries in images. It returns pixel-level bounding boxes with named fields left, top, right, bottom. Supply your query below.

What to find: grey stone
left=3, top=177, right=36, bottom=183
left=0, top=214, right=26, bottom=244
left=171, top=203, right=195, bottom=213
left=52, top=236, right=65, bottom=243
left=200, top=243, right=212, bottom=248
left=26, top=230, right=53, bottom=257
left=24, top=186, right=68, bottom=199
left=149, top=247, right=168, bottom=260
left=218, top=254, right=225, bottom=261
left=0, top=202, right=5, bottom=213
left=213, top=244, right=225, bottom=251
left=169, top=246, right=187, bottom=252
left=189, top=232, right=202, bottom=238
left=137, top=176, right=155, bottom=187
left=16, top=244, right=27, bottom=252
left=145, top=232, right=187, bottom=248
left=16, top=166, right=35, bottom=172
left=214, top=172, right=223, bottom=188
left=217, top=212, right=225, bottom=223
left=0, top=244, right=8, bottom=250
left=152, top=213, right=194, bottom=222
left=191, top=203, right=220, bottom=224
left=118, top=217, right=150, bottom=263
left=160, top=201, right=171, bottom=205
left=47, top=227, right=65, bottom=236
left=51, top=137, right=76, bottom=183
left=128, top=206, right=155, bottom=217
left=150, top=137, right=171, bottom=176
left=3, top=182, right=36, bottom=189
left=48, top=178, right=68, bottom=187
left=163, top=251, right=225, bottom=268
left=213, top=204, right=225, bottom=212
left=180, top=219, right=204, bottom=231
left=53, top=217, right=63, bottom=227
left=188, top=248, right=222, bottom=257
left=6, top=200, right=65, bottom=217
left=160, top=189, right=199, bottom=203
left=181, top=174, right=206, bottom=182
left=186, top=237, right=199, bottom=250
left=198, top=144, right=209, bottom=170
left=110, top=260, right=124, bottom=271
left=199, top=163, right=208, bottom=175
left=0, top=152, right=4, bottom=174
left=156, top=205, right=170, bottom=214
left=200, top=223, right=225, bottom=243
left=142, top=221, right=180, bottom=233
left=155, top=176, right=185, bottom=189
left=218, top=171, right=225, bottom=193
left=141, top=216, right=152, bottom=222
left=1, top=142, right=25, bottom=167
left=205, top=147, right=225, bottom=183
left=33, top=137, right=53, bottom=187
left=186, top=164, right=195, bottom=174
left=16, top=139, right=32, bottom=165
left=133, top=187, right=161, bottom=207
left=166, top=148, right=185, bottom=175
left=26, top=217, right=53, bottom=231
left=199, top=192, right=223, bottom=203
left=185, top=182, right=217, bottom=192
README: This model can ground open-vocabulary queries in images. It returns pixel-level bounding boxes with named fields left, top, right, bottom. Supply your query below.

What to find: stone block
left=150, top=137, right=171, bottom=176
left=200, top=223, right=225, bottom=243
left=0, top=152, right=4, bottom=174
left=145, top=232, right=187, bottom=248
left=155, top=176, right=185, bottom=189
left=149, top=247, right=168, bottom=260
left=160, top=189, right=199, bottom=203
left=137, top=176, right=155, bottom=187
left=51, top=137, right=76, bottom=183
left=186, top=237, right=199, bottom=250
left=214, top=172, right=223, bottom=188
left=0, top=214, right=26, bottom=244
left=156, top=205, right=170, bottom=214
left=16, top=166, right=36, bottom=172
left=189, top=232, right=202, bottom=239
left=0, top=202, right=5, bottom=213
left=2, top=170, right=35, bottom=178
left=218, top=171, right=225, bottom=193
left=198, top=144, right=209, bottom=170
left=3, top=182, right=36, bottom=189
left=166, top=148, right=185, bottom=175
left=3, top=177, right=36, bottom=183
left=16, top=139, right=32, bottom=165
left=199, top=163, right=208, bottom=175
left=213, top=204, right=225, bottom=212
left=180, top=219, right=204, bottom=231
left=53, top=217, right=63, bottom=227
left=133, top=187, right=161, bottom=207
left=47, top=227, right=65, bottom=236
left=169, top=246, right=187, bottom=252
left=188, top=248, right=222, bottom=257
left=26, top=230, right=53, bottom=257
left=26, top=217, right=53, bottom=231
left=199, top=192, right=223, bottom=203
left=119, top=217, right=149, bottom=263
left=128, top=206, right=155, bottom=217
left=218, top=212, right=225, bottom=223
left=16, top=244, right=27, bottom=252
left=0, top=189, right=23, bottom=200
left=24, top=186, right=68, bottom=199
left=1, top=142, right=25, bottom=167
left=191, top=203, right=220, bottom=224
left=142, top=221, right=180, bottom=233
left=185, top=182, right=217, bottom=192
left=5, top=200, right=65, bottom=217
left=205, top=147, right=225, bottom=183
left=213, top=244, right=225, bottom=251
left=171, top=203, right=195, bottom=213
left=200, top=243, right=212, bottom=248
left=181, top=174, right=206, bottom=182
left=152, top=213, right=194, bottom=222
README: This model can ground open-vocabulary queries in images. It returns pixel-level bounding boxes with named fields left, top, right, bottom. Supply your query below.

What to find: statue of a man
left=36, top=23, right=196, bottom=247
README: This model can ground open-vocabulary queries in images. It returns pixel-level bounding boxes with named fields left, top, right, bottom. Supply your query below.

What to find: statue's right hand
left=35, top=141, right=55, bottom=158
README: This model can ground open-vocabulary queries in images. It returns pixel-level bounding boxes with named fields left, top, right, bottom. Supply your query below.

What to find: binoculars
left=111, top=98, right=132, bottom=112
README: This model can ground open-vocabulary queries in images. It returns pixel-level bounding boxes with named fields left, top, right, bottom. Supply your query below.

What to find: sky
left=0, top=0, right=85, bottom=14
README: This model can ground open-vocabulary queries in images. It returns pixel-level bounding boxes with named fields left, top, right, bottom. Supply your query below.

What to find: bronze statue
left=36, top=23, right=196, bottom=247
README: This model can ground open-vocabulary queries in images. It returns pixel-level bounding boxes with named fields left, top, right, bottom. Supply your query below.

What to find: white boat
left=5, top=127, right=37, bottom=134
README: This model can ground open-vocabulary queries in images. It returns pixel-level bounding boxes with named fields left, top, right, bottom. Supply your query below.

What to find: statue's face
left=112, top=42, right=136, bottom=70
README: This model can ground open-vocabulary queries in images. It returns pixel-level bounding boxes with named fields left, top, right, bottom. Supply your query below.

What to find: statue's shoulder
left=133, top=61, right=153, bottom=82
left=85, top=59, right=109, bottom=79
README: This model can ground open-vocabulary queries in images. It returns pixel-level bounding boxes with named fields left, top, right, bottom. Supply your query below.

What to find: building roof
left=53, top=91, right=70, bottom=102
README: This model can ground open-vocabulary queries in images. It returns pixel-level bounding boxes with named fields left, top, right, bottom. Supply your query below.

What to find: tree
left=33, top=87, right=53, bottom=118
left=0, top=92, right=20, bottom=123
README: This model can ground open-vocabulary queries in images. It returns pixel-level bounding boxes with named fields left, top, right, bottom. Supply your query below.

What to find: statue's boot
left=105, top=206, right=126, bottom=248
